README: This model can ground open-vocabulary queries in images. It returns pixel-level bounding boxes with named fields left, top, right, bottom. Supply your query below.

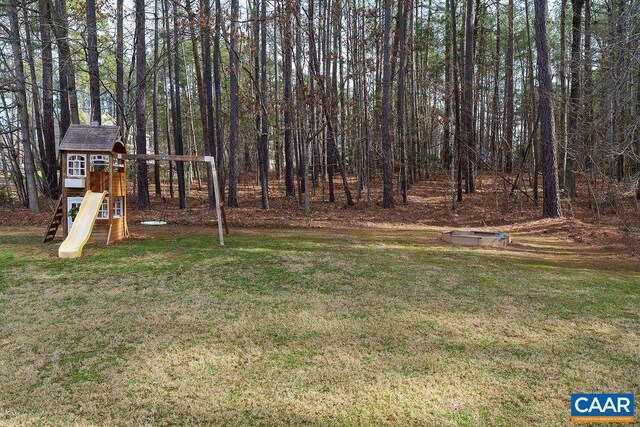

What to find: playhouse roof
left=59, top=125, right=126, bottom=153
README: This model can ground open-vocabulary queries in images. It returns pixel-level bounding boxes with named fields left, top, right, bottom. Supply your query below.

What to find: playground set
left=44, top=124, right=225, bottom=258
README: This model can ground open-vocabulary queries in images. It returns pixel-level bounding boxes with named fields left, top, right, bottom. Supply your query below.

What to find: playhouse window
left=67, top=154, right=86, bottom=177
left=97, top=198, right=109, bottom=219
left=113, top=158, right=125, bottom=173
left=90, top=154, right=110, bottom=172
left=113, top=197, right=123, bottom=218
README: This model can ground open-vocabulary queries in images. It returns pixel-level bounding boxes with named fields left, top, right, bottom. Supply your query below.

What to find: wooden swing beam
left=117, top=153, right=225, bottom=247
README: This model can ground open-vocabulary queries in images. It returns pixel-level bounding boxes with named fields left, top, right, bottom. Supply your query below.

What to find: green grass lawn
left=0, top=226, right=638, bottom=426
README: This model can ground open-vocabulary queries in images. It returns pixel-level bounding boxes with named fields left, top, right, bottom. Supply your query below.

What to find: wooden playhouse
left=52, top=124, right=128, bottom=244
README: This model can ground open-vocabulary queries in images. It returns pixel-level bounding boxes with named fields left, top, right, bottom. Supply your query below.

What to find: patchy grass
left=0, top=226, right=638, bottom=426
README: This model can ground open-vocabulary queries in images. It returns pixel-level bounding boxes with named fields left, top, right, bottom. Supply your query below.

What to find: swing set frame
left=117, top=153, right=226, bottom=246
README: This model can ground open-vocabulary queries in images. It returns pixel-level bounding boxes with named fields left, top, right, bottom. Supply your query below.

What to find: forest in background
left=1, top=0, right=639, bottom=220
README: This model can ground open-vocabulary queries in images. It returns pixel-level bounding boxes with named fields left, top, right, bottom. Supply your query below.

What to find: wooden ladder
left=43, top=197, right=63, bottom=243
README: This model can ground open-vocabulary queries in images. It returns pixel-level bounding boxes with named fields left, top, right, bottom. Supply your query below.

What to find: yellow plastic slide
left=58, top=190, right=108, bottom=259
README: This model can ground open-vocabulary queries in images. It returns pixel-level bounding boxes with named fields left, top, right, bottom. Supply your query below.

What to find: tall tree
left=504, top=0, right=514, bottom=173
left=202, top=0, right=216, bottom=207
left=442, top=0, right=452, bottom=169
left=152, top=0, right=161, bottom=196
left=582, top=0, right=593, bottom=178
left=534, top=0, right=562, bottom=217
left=172, top=0, right=186, bottom=209
left=396, top=0, right=409, bottom=203
left=135, top=0, right=150, bottom=209
left=381, top=0, right=393, bottom=208
left=7, top=0, right=39, bottom=212
left=461, top=0, right=476, bottom=193
left=283, top=0, right=295, bottom=197
left=227, top=0, right=240, bottom=207
left=22, top=4, right=45, bottom=175
left=450, top=0, right=463, bottom=202
left=116, top=0, right=124, bottom=127
left=213, top=0, right=224, bottom=198
left=490, top=0, right=500, bottom=171
left=50, top=0, right=80, bottom=132
left=39, top=0, right=58, bottom=198
left=86, top=0, right=101, bottom=124
left=558, top=0, right=567, bottom=185
left=185, top=0, right=214, bottom=207
left=258, top=0, right=270, bottom=209
left=566, top=0, right=584, bottom=197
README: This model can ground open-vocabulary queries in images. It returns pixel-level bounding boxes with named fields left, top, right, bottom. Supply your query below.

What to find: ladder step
left=43, top=197, right=64, bottom=243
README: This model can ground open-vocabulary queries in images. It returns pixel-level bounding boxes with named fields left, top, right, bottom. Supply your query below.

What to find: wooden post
left=62, top=152, right=67, bottom=237
left=107, top=153, right=114, bottom=244
left=206, top=155, right=224, bottom=246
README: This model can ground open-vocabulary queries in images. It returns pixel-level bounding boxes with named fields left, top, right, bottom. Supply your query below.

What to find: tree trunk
left=116, top=0, right=124, bottom=127
left=450, top=0, right=463, bottom=203
left=23, top=3, right=45, bottom=195
left=172, top=0, right=186, bottom=209
left=213, top=0, right=225, bottom=199
left=461, top=0, right=476, bottom=193
left=135, top=0, right=150, bottom=209
left=86, top=0, right=101, bottom=124
left=582, top=0, right=593, bottom=177
left=8, top=0, right=39, bottom=212
left=185, top=0, right=215, bottom=207
left=534, top=0, right=562, bottom=217
left=632, top=66, right=640, bottom=200
left=23, top=5, right=46, bottom=176
left=152, top=0, right=161, bottom=196
left=50, top=0, right=79, bottom=132
left=490, top=0, right=500, bottom=172
left=227, top=0, right=240, bottom=207
left=442, top=0, right=452, bottom=169
left=524, top=0, right=538, bottom=205
left=559, top=0, right=567, bottom=187
left=283, top=0, right=295, bottom=197
left=504, top=0, right=514, bottom=173
left=201, top=0, right=215, bottom=207
left=381, top=0, right=393, bottom=208
left=162, top=0, right=175, bottom=199
left=40, top=0, right=59, bottom=198
left=259, top=0, right=270, bottom=209
left=566, top=0, right=584, bottom=197
left=396, top=0, right=409, bottom=203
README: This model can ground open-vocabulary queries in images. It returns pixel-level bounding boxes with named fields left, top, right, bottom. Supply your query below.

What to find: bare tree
left=152, top=0, right=161, bottom=196
left=7, top=0, right=39, bottom=212
left=566, top=0, right=584, bottom=197
left=461, top=0, right=476, bottom=193
left=50, top=0, right=80, bottom=132
left=283, top=0, right=295, bottom=197
left=534, top=0, right=562, bottom=217
left=172, top=0, right=186, bottom=209
left=381, top=0, right=393, bottom=208
left=116, top=0, right=124, bottom=128
left=227, top=0, right=240, bottom=207
left=504, top=0, right=514, bottom=173
left=39, top=0, right=58, bottom=198
left=86, top=0, right=101, bottom=124
left=135, top=0, right=150, bottom=209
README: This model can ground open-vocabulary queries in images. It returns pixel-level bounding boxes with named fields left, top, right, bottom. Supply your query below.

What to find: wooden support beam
left=117, top=153, right=214, bottom=163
